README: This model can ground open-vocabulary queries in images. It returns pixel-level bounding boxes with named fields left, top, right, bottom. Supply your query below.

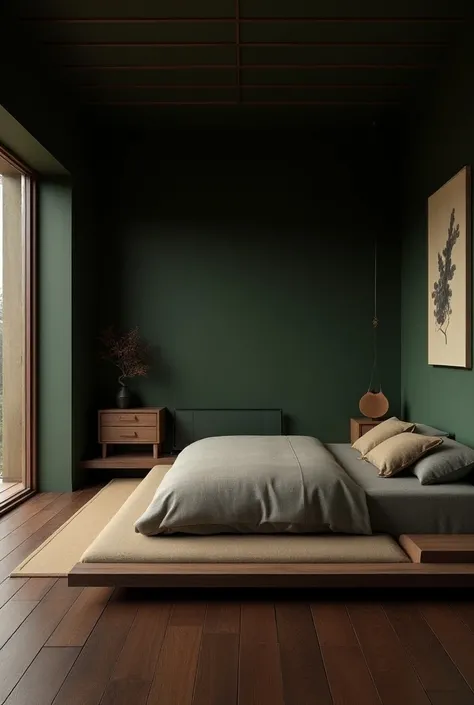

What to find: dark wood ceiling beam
left=22, top=17, right=463, bottom=24
left=78, top=83, right=410, bottom=88
left=44, top=41, right=448, bottom=47
left=65, top=63, right=434, bottom=70
left=86, top=99, right=400, bottom=105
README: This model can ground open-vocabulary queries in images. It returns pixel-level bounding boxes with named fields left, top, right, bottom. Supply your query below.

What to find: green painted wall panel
left=401, top=20, right=474, bottom=446
left=38, top=180, right=73, bottom=492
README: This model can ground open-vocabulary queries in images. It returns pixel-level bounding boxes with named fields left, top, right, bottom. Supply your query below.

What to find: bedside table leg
left=102, top=444, right=107, bottom=459
left=153, top=444, right=159, bottom=459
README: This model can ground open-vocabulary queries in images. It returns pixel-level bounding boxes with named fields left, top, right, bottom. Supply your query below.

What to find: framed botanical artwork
left=428, top=165, right=471, bottom=368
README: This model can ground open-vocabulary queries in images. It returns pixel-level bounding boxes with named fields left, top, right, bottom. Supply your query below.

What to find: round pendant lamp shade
left=359, top=391, right=389, bottom=419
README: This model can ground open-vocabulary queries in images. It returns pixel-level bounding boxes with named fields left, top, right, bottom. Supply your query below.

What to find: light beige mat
left=11, top=478, right=145, bottom=576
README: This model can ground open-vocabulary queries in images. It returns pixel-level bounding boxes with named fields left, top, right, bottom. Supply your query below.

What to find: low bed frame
left=69, top=535, right=474, bottom=588
left=69, top=560, right=474, bottom=588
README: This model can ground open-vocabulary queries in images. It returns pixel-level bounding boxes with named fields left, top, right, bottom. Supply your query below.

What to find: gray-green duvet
left=134, top=435, right=372, bottom=536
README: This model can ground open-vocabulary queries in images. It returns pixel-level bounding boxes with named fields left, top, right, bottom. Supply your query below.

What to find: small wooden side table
left=99, top=407, right=165, bottom=459
left=399, top=534, right=474, bottom=563
left=350, top=417, right=381, bottom=444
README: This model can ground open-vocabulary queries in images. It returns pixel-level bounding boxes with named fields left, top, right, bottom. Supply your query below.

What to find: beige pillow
left=352, top=417, right=415, bottom=456
left=362, top=433, right=444, bottom=477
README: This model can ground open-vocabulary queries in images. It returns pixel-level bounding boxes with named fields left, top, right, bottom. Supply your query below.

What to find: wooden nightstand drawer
left=100, top=426, right=158, bottom=444
left=101, top=412, right=156, bottom=427
left=98, top=407, right=165, bottom=461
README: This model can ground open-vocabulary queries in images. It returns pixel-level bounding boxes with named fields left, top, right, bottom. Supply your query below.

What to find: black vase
left=116, top=384, right=131, bottom=409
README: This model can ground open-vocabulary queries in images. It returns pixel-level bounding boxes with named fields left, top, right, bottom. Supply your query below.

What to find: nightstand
left=350, top=417, right=381, bottom=444
left=99, top=408, right=165, bottom=459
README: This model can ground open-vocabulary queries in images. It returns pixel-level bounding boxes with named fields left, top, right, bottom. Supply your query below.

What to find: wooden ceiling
left=8, top=0, right=473, bottom=129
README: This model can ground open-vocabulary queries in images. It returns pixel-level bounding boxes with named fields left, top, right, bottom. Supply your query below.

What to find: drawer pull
left=119, top=415, right=138, bottom=422
left=120, top=432, right=138, bottom=439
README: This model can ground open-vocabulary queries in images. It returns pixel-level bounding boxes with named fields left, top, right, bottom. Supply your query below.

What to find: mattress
left=81, top=464, right=408, bottom=564
left=328, top=443, right=474, bottom=534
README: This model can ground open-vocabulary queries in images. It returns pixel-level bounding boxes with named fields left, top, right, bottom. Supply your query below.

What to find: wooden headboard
left=172, top=408, right=283, bottom=451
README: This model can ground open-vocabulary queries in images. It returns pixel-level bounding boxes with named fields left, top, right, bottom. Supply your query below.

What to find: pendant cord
left=367, top=238, right=380, bottom=393
left=374, top=238, right=377, bottom=323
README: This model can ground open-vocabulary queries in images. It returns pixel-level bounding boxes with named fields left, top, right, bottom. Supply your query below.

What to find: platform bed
left=67, top=465, right=474, bottom=590
left=67, top=432, right=474, bottom=589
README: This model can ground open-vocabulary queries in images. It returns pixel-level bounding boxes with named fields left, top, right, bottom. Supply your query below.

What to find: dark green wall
left=38, top=180, right=73, bottom=492
left=0, top=7, right=104, bottom=491
left=98, top=132, right=401, bottom=445
left=401, top=21, right=474, bottom=445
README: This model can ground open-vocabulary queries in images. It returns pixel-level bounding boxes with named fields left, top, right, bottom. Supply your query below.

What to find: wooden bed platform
left=67, top=463, right=474, bottom=589
left=68, top=560, right=474, bottom=588
left=68, top=536, right=474, bottom=588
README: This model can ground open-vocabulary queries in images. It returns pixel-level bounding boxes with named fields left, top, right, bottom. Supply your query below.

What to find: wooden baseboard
left=68, top=561, right=474, bottom=588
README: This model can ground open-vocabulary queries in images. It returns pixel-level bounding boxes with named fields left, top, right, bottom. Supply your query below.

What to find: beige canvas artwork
left=428, top=166, right=471, bottom=368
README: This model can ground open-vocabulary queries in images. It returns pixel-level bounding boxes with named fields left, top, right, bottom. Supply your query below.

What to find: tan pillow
left=362, top=433, right=444, bottom=477
left=352, top=417, right=415, bottom=456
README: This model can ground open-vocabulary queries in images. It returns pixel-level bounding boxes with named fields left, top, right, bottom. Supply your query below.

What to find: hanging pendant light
left=359, top=238, right=389, bottom=419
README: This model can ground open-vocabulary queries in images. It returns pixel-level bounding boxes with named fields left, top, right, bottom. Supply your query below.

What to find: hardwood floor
left=0, top=490, right=474, bottom=704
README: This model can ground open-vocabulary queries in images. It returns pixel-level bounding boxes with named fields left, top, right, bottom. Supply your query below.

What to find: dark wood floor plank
left=170, top=601, right=207, bottom=627
left=311, top=602, right=360, bottom=647
left=0, top=585, right=81, bottom=703
left=0, top=601, right=38, bottom=650
left=12, top=579, right=56, bottom=602
left=348, top=603, right=431, bottom=705
left=147, top=604, right=205, bottom=705
left=420, top=603, right=474, bottom=692
left=428, top=692, right=470, bottom=705
left=100, top=601, right=171, bottom=705
left=0, top=579, right=29, bottom=610
left=311, top=603, right=381, bottom=705
left=192, top=633, right=239, bottom=705
left=0, top=494, right=59, bottom=540
left=3, top=647, right=80, bottom=705
left=52, top=595, right=138, bottom=705
left=239, top=603, right=285, bottom=705
left=384, top=603, right=474, bottom=704
left=452, top=602, right=474, bottom=636
left=43, top=578, right=82, bottom=603
left=276, top=602, right=332, bottom=705
left=0, top=495, right=80, bottom=560
left=47, top=587, right=113, bottom=647
left=0, top=491, right=100, bottom=583
left=240, top=602, right=277, bottom=644
left=204, top=602, right=240, bottom=634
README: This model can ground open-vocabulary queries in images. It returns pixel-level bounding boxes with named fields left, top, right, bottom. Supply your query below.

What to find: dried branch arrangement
left=99, top=326, right=150, bottom=385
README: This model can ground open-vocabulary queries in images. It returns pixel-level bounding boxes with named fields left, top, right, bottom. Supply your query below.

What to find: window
left=0, top=147, right=36, bottom=511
